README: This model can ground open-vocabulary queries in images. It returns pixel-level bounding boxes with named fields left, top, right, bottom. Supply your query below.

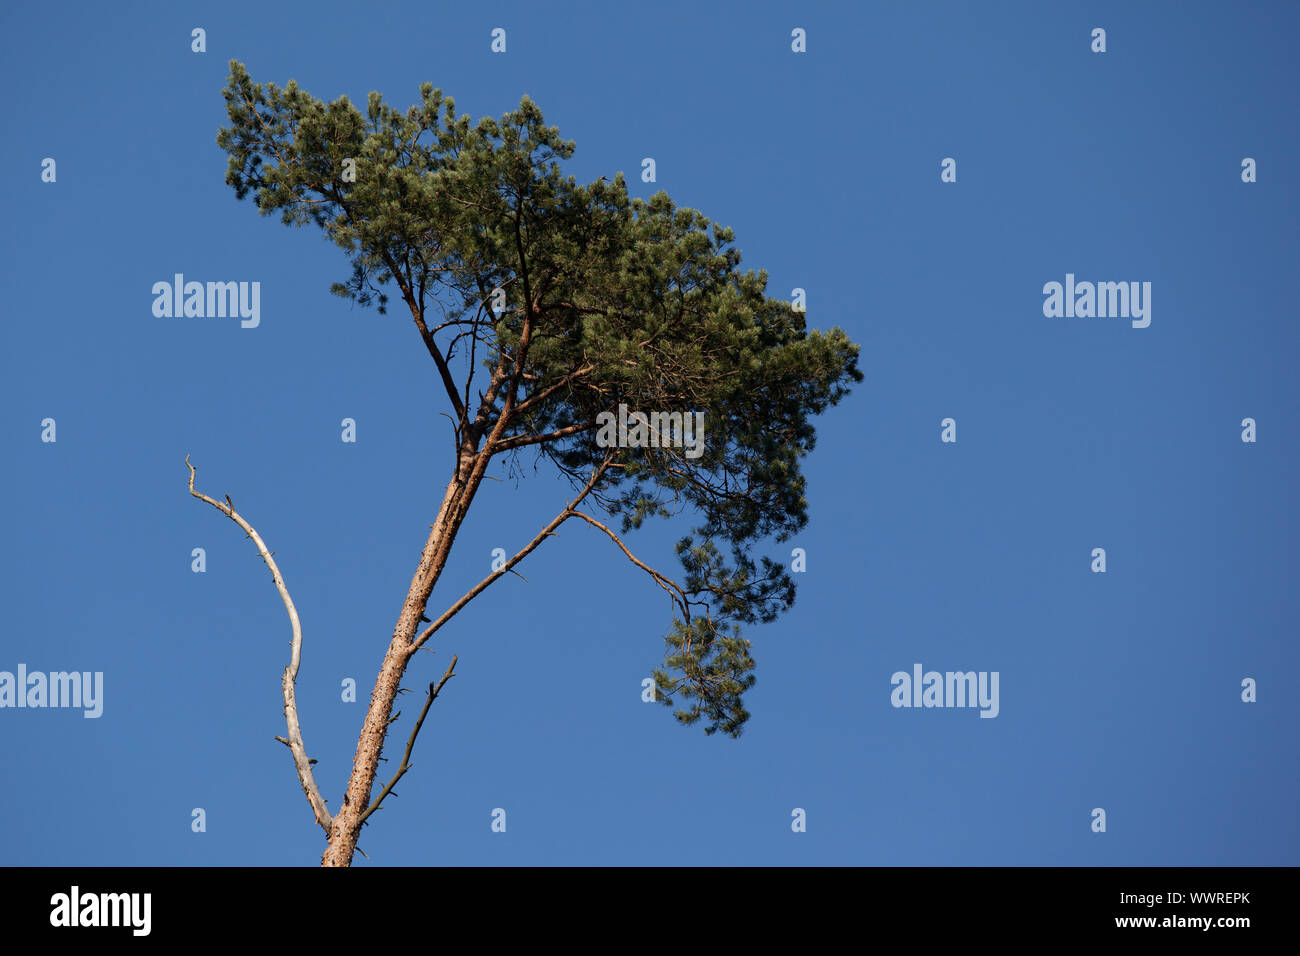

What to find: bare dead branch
left=185, top=455, right=333, bottom=834
left=359, top=654, right=458, bottom=827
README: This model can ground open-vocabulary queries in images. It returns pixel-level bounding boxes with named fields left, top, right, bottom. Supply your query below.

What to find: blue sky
left=1, top=0, right=1296, bottom=866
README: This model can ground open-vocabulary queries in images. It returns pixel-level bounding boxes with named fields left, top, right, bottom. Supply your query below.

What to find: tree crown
left=217, top=61, right=862, bottom=735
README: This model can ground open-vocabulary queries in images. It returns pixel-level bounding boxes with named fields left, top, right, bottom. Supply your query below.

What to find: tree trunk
left=321, top=449, right=485, bottom=866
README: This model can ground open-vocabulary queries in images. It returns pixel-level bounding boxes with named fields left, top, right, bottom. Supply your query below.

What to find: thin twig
left=567, top=510, right=692, bottom=620
left=359, top=655, right=458, bottom=826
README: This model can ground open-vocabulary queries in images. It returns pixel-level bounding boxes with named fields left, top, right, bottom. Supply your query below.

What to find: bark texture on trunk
left=321, top=450, right=485, bottom=867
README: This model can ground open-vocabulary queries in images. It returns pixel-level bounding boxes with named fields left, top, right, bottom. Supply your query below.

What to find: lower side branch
left=185, top=456, right=333, bottom=833
left=359, top=655, right=458, bottom=827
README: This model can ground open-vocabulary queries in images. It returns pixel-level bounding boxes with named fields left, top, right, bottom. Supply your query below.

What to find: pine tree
left=202, top=60, right=862, bottom=866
